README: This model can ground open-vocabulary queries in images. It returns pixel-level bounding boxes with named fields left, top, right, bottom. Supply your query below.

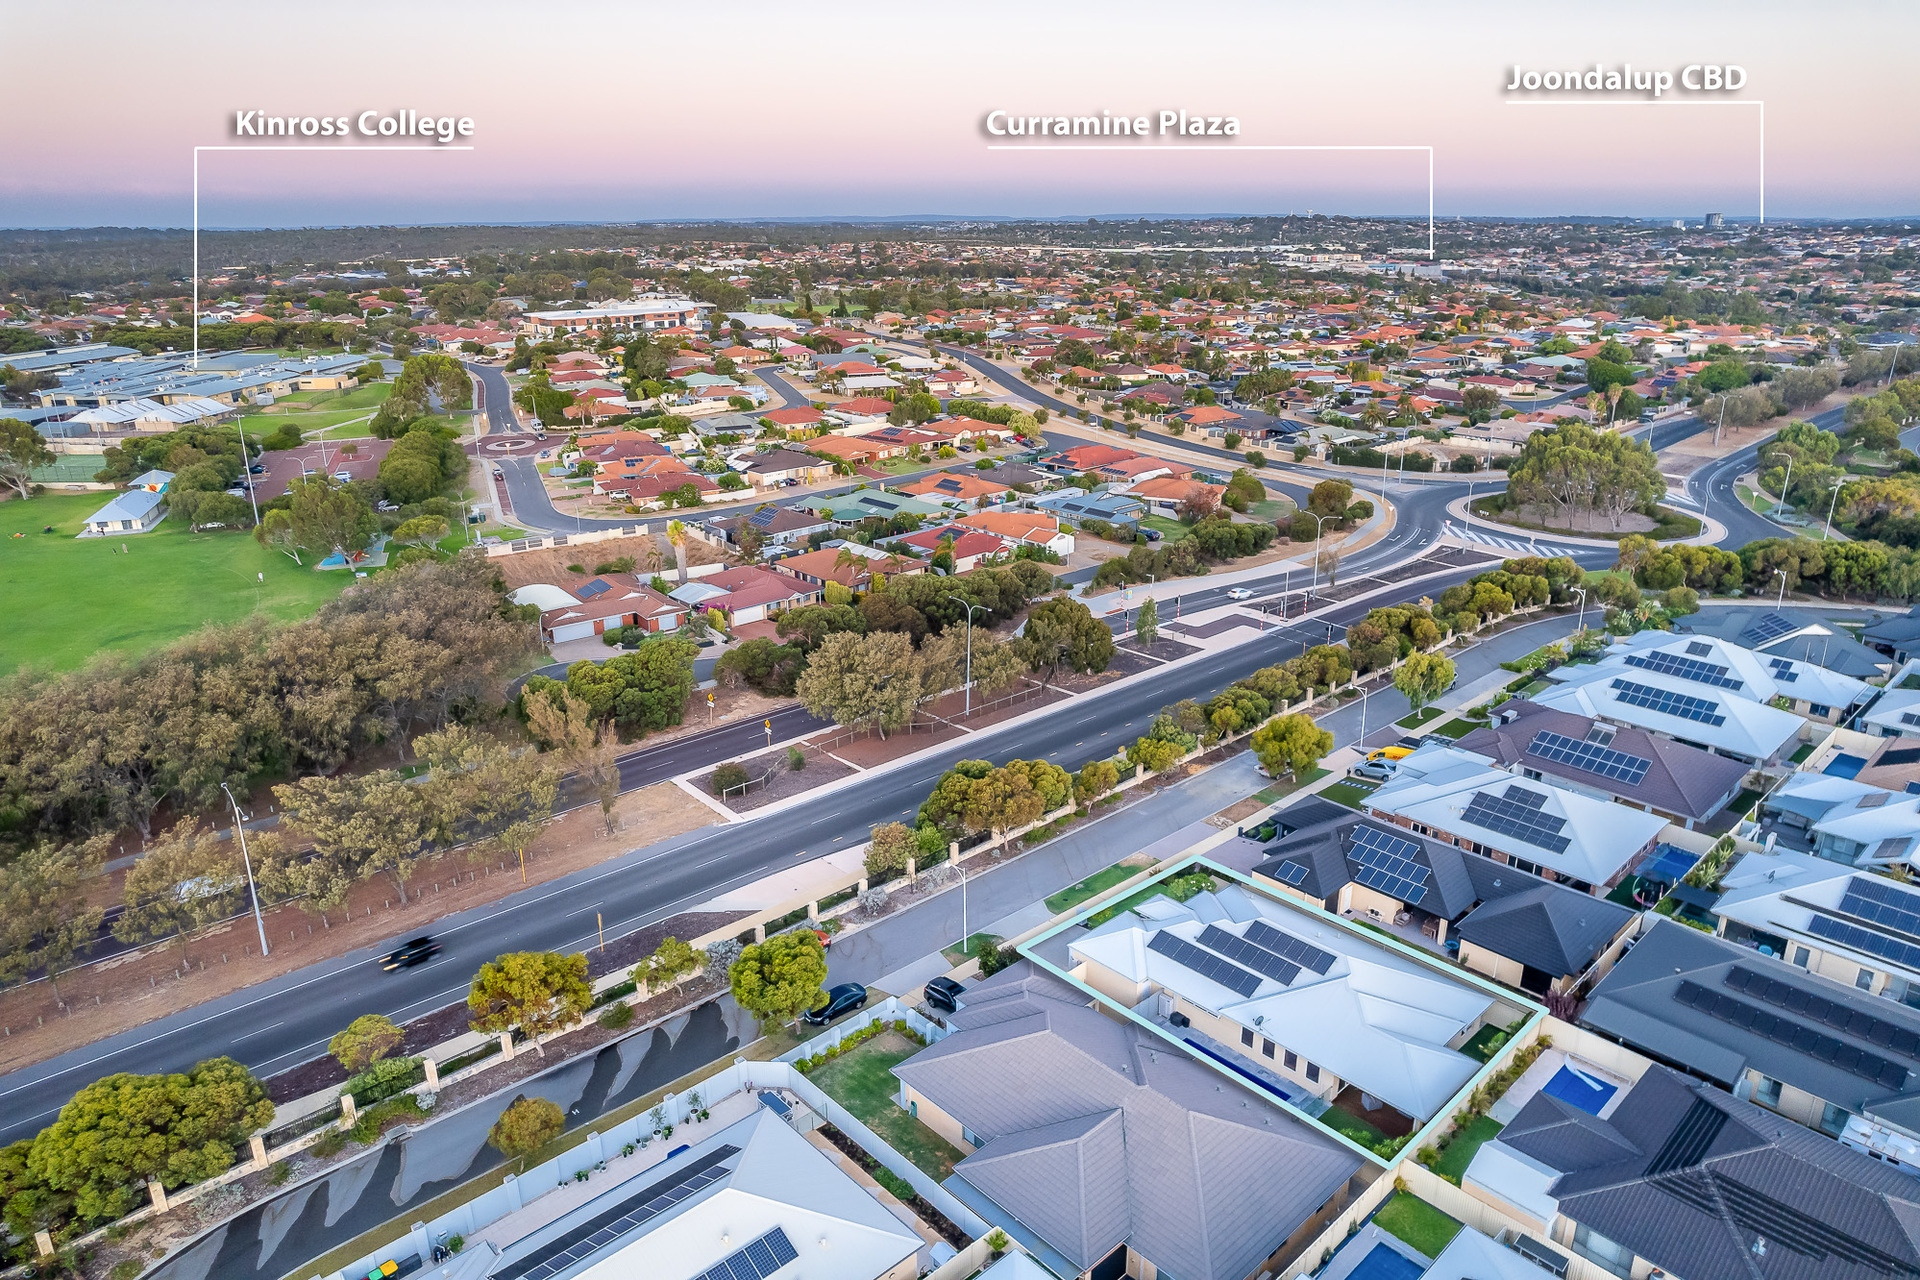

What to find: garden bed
left=803, top=1031, right=964, bottom=1183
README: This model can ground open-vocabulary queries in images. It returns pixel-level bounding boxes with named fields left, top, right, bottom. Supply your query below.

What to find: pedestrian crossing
left=1443, top=522, right=1590, bottom=559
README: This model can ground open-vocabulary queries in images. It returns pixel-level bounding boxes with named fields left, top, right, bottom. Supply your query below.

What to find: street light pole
left=1774, top=568, right=1788, bottom=610
left=1824, top=479, right=1844, bottom=542
left=1573, top=587, right=1589, bottom=637
left=220, top=783, right=271, bottom=959
left=944, top=594, right=986, bottom=716
left=1308, top=511, right=1333, bottom=594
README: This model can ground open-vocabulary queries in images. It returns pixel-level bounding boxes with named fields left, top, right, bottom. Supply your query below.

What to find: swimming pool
left=1343, top=1242, right=1426, bottom=1280
left=1826, top=753, right=1868, bottom=779
left=1541, top=1063, right=1617, bottom=1115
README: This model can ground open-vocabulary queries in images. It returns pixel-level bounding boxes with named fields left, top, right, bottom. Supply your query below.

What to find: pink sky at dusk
left=4, top=0, right=1914, bottom=228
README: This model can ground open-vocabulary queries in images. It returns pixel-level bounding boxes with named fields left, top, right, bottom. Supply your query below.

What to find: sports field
left=236, top=382, right=395, bottom=440
left=0, top=492, right=346, bottom=674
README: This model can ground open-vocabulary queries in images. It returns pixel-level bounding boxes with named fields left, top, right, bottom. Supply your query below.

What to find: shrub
left=710, top=762, right=750, bottom=795
left=341, top=1055, right=423, bottom=1105
left=787, top=745, right=806, bottom=771
left=596, top=1003, right=635, bottom=1030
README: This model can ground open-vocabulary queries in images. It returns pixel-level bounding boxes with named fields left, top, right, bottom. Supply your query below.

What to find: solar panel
left=1767, top=657, right=1800, bottom=684
left=1836, top=877, right=1920, bottom=942
left=1460, top=789, right=1572, bottom=854
left=1726, top=963, right=1920, bottom=1057
left=1685, top=641, right=1713, bottom=658
left=1742, top=613, right=1798, bottom=646
left=1199, top=924, right=1301, bottom=985
left=1807, top=914, right=1920, bottom=971
left=1148, top=930, right=1262, bottom=997
left=1675, top=980, right=1911, bottom=1091
left=1901, top=712, right=1920, bottom=729
left=1271, top=860, right=1310, bottom=887
left=493, top=1146, right=742, bottom=1280
left=1346, top=825, right=1431, bottom=904
left=577, top=578, right=612, bottom=599
left=689, top=1228, right=798, bottom=1280
left=1623, top=649, right=1744, bottom=690
left=1609, top=678, right=1728, bottom=728
left=1527, top=730, right=1653, bottom=786
left=1244, top=919, right=1337, bottom=974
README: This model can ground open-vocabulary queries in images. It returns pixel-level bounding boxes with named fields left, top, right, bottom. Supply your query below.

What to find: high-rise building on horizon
left=1705, top=211, right=1725, bottom=229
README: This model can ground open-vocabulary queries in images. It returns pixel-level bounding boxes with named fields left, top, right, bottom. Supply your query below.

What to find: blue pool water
left=1639, top=844, right=1697, bottom=883
left=1346, top=1242, right=1426, bottom=1280
left=1826, top=753, right=1868, bottom=779
left=1541, top=1064, right=1617, bottom=1115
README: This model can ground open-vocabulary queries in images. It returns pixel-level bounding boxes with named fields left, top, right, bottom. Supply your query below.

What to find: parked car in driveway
left=800, top=982, right=868, bottom=1025
left=1351, top=759, right=1397, bottom=781
left=381, top=936, right=441, bottom=971
left=924, top=976, right=966, bottom=1013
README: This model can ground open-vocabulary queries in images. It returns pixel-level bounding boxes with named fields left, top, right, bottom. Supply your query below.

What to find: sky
left=4, top=0, right=1916, bottom=229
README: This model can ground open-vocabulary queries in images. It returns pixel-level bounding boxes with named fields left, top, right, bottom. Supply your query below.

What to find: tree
left=795, top=630, right=921, bottom=737
left=1461, top=385, right=1501, bottom=422
left=1307, top=478, right=1353, bottom=517
left=728, top=929, right=829, bottom=1028
left=1249, top=713, right=1334, bottom=779
left=665, top=520, right=690, bottom=583
left=633, top=936, right=700, bottom=991
left=273, top=771, right=433, bottom=905
left=1074, top=758, right=1120, bottom=806
left=523, top=686, right=622, bottom=835
left=285, top=475, right=378, bottom=557
left=1135, top=596, right=1159, bottom=646
left=1392, top=651, right=1456, bottom=713
left=329, top=1014, right=404, bottom=1074
left=864, top=821, right=917, bottom=881
left=0, top=837, right=109, bottom=1000
left=112, top=822, right=243, bottom=962
left=467, top=951, right=593, bottom=1054
left=488, top=1096, right=564, bottom=1170
left=254, top=507, right=303, bottom=562
left=1012, top=597, right=1114, bottom=677
left=392, top=514, right=450, bottom=549
left=917, top=628, right=1027, bottom=701
left=0, top=420, right=54, bottom=500
left=414, top=724, right=559, bottom=851
left=27, top=1057, right=274, bottom=1222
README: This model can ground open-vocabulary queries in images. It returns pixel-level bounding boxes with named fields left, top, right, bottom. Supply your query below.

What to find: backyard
left=803, top=1031, right=964, bottom=1180
left=1372, top=1192, right=1464, bottom=1258
left=0, top=492, right=345, bottom=673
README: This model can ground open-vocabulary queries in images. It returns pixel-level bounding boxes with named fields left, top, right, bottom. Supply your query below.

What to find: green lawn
left=1248, top=497, right=1296, bottom=520
left=1460, top=1023, right=1516, bottom=1063
left=1431, top=718, right=1480, bottom=740
left=1320, top=780, right=1380, bottom=810
left=805, top=1035, right=964, bottom=1180
left=236, top=383, right=396, bottom=440
left=1396, top=706, right=1446, bottom=729
left=1317, top=1104, right=1388, bottom=1149
left=0, top=492, right=346, bottom=674
left=1434, top=1115, right=1504, bottom=1184
left=942, top=932, right=1002, bottom=964
left=1046, top=863, right=1141, bottom=914
left=1372, top=1192, right=1463, bottom=1258
left=1140, top=514, right=1192, bottom=543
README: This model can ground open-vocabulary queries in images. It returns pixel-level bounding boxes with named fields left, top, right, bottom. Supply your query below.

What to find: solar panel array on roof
left=1657, top=1168, right=1920, bottom=1276
left=1610, top=678, right=1728, bottom=727
left=1460, top=789, right=1572, bottom=854
left=688, top=1228, right=798, bottom=1280
left=492, top=1146, right=742, bottom=1280
left=1807, top=914, right=1920, bottom=972
left=1623, top=650, right=1743, bottom=690
left=1685, top=641, right=1714, bottom=658
left=1244, top=919, right=1338, bottom=974
left=1271, top=860, right=1310, bottom=887
left=1645, top=1096, right=1727, bottom=1176
left=746, top=506, right=781, bottom=528
left=1838, top=877, right=1920, bottom=940
left=1741, top=613, right=1799, bottom=646
left=1346, top=824, right=1430, bottom=903
left=1148, top=930, right=1262, bottom=997
left=1726, top=964, right=1920, bottom=1056
left=1767, top=657, right=1800, bottom=684
left=1527, top=730, right=1653, bottom=786
left=1198, top=924, right=1301, bottom=986
left=1901, top=712, right=1920, bottom=729
left=1675, top=979, right=1911, bottom=1091
left=577, top=578, right=612, bottom=599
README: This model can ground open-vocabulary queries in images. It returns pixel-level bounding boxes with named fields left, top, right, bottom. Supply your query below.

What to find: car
left=333, top=470, right=353, bottom=482
left=1226, top=587, right=1254, bottom=601
left=924, top=976, right=966, bottom=1013
left=801, top=982, right=868, bottom=1025
left=1352, top=759, right=1396, bottom=781
left=1638, top=409, right=1658, bottom=423
left=381, top=936, right=441, bottom=971
left=957, top=443, right=974, bottom=453
left=249, top=463, right=267, bottom=475
left=1141, top=528, right=1163, bottom=542
left=1368, top=745, right=1415, bottom=762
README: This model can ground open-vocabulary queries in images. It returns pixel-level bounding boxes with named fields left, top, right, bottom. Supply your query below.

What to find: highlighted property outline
left=1503, top=100, right=1764, bottom=224
left=983, top=144, right=1436, bottom=257
left=192, top=144, right=475, bottom=366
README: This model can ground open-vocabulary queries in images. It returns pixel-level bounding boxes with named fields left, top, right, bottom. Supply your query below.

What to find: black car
left=924, top=976, right=966, bottom=1013
left=381, top=936, right=441, bottom=971
left=800, top=982, right=868, bottom=1025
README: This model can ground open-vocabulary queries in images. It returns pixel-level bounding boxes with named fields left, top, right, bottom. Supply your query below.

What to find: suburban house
left=806, top=434, right=905, bottom=466
left=1712, top=848, right=1920, bottom=1010
left=78, top=486, right=167, bottom=535
left=1684, top=607, right=1892, bottom=681
left=1473, top=1063, right=1920, bottom=1280
left=1864, top=605, right=1920, bottom=665
left=527, top=578, right=687, bottom=643
left=1172, top=404, right=1245, bottom=434
left=891, top=963, right=1363, bottom=1280
left=1761, top=771, right=1920, bottom=866
left=954, top=510, right=1074, bottom=556
left=1031, top=488, right=1147, bottom=532
left=770, top=546, right=927, bottom=590
left=1039, top=443, right=1140, bottom=475
left=806, top=490, right=949, bottom=524
left=759, top=406, right=829, bottom=432
left=517, top=298, right=708, bottom=338
left=667, top=565, right=820, bottom=626
left=739, top=448, right=834, bottom=489
left=898, top=470, right=1008, bottom=506
left=1253, top=798, right=1635, bottom=996
left=887, top=526, right=1011, bottom=572
left=706, top=503, right=835, bottom=550
left=1118, top=474, right=1226, bottom=517
left=1365, top=745, right=1668, bottom=894
left=1452, top=698, right=1751, bottom=829
left=1582, top=918, right=1920, bottom=1139
left=924, top=367, right=979, bottom=396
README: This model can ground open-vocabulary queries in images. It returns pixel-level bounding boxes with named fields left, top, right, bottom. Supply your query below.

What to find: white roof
left=84, top=488, right=165, bottom=524
left=1534, top=665, right=1803, bottom=761
left=1070, top=883, right=1495, bottom=1121
left=526, top=1109, right=919, bottom=1280
left=1714, top=851, right=1920, bottom=969
left=1366, top=746, right=1666, bottom=885
left=1767, top=773, right=1920, bottom=862
left=71, top=396, right=230, bottom=425
left=509, top=584, right=580, bottom=611
left=1462, top=1138, right=1563, bottom=1228
left=1555, top=631, right=1867, bottom=716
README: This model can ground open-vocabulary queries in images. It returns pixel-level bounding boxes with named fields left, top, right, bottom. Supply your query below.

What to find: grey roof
left=1255, top=801, right=1629, bottom=978
left=1504, top=1065, right=1920, bottom=1280
left=892, top=962, right=1360, bottom=1280
left=1581, top=919, right=1920, bottom=1111
left=1683, top=608, right=1889, bottom=680
left=1864, top=607, right=1920, bottom=649
left=1452, top=883, right=1635, bottom=977
left=1453, top=699, right=1749, bottom=822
